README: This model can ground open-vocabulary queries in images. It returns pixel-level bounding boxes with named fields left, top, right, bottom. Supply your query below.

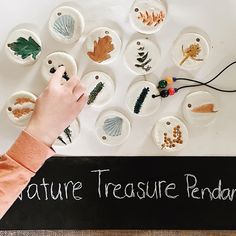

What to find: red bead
left=168, top=88, right=175, bottom=96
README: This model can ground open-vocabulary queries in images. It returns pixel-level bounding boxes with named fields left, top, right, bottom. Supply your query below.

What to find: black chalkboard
left=1, top=156, right=236, bottom=230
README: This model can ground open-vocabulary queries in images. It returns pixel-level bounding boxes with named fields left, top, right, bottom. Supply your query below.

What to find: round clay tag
left=172, top=32, right=210, bottom=70
left=5, top=29, right=42, bottom=65
left=96, top=110, right=131, bottom=146
left=153, top=116, right=189, bottom=152
left=54, top=119, right=80, bottom=146
left=125, top=38, right=161, bottom=75
left=84, top=27, right=122, bottom=64
left=81, top=71, right=115, bottom=107
left=41, top=52, right=77, bottom=83
left=126, top=81, right=161, bottom=116
left=130, top=0, right=167, bottom=34
left=182, top=91, right=219, bottom=126
left=6, top=91, right=37, bottom=127
left=49, top=6, right=84, bottom=44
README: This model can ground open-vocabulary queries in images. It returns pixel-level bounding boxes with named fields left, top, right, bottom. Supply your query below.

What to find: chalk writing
left=91, top=169, right=179, bottom=200
left=18, top=178, right=83, bottom=201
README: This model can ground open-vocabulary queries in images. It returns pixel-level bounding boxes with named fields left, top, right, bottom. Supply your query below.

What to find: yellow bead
left=165, top=76, right=173, bottom=84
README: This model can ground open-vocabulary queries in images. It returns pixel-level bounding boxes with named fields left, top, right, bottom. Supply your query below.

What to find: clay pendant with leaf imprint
left=8, top=37, right=41, bottom=60
left=138, top=11, right=165, bottom=27
left=134, top=87, right=150, bottom=114
left=135, top=46, right=152, bottom=72
left=180, top=43, right=203, bottom=66
left=9, top=97, right=35, bottom=119
left=87, top=82, right=105, bottom=105
left=87, top=35, right=114, bottom=63
left=191, top=104, right=218, bottom=113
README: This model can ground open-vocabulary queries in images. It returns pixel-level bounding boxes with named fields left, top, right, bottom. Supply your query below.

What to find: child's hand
left=25, top=66, right=87, bottom=146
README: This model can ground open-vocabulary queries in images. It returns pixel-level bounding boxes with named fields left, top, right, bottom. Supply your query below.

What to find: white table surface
left=0, top=0, right=236, bottom=156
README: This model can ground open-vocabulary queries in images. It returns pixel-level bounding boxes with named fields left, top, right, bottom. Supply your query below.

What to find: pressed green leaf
left=8, top=36, right=41, bottom=60
left=87, top=82, right=105, bottom=105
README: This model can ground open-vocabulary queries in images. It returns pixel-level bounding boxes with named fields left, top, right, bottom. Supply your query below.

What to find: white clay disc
left=172, top=32, right=210, bottom=70
left=6, top=91, right=37, bottom=127
left=182, top=91, right=219, bottom=126
left=130, top=0, right=167, bottom=34
left=49, top=6, right=84, bottom=44
left=153, top=116, right=189, bottom=152
left=126, top=81, right=161, bottom=116
left=5, top=29, right=42, bottom=65
left=54, top=119, right=80, bottom=146
left=81, top=71, right=115, bottom=107
left=84, top=27, right=122, bottom=64
left=96, top=110, right=131, bottom=146
left=125, top=38, right=161, bottom=75
left=41, top=52, right=77, bottom=83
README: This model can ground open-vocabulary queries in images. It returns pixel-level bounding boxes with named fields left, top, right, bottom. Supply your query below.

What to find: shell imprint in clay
left=53, top=15, right=75, bottom=39
left=103, top=117, right=123, bottom=137
left=96, top=110, right=131, bottom=146
left=49, top=6, right=84, bottom=44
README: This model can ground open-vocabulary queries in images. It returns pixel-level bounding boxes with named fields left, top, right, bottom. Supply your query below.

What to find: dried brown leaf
left=87, top=35, right=114, bottom=63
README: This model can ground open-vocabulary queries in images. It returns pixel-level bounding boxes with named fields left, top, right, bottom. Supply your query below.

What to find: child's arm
left=0, top=131, right=54, bottom=219
left=0, top=66, right=87, bottom=220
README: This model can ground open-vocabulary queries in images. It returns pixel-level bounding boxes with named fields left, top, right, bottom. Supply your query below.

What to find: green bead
left=158, top=80, right=168, bottom=89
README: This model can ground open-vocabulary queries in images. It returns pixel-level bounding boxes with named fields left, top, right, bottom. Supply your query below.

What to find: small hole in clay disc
left=135, top=8, right=139, bottom=12
left=105, top=31, right=109, bottom=34
left=57, top=12, right=62, bottom=16
left=137, top=41, right=140, bottom=45
left=166, top=121, right=171, bottom=125
left=102, top=136, right=107, bottom=140
left=196, top=38, right=200, bottom=42
left=8, top=107, right=12, bottom=112
left=95, top=75, right=99, bottom=80
left=188, top=104, right=192, bottom=108
left=48, top=60, right=52, bottom=64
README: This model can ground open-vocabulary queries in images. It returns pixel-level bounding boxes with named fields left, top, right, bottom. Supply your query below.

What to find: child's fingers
left=76, top=94, right=87, bottom=112
left=73, top=83, right=86, bottom=100
left=49, top=66, right=66, bottom=85
left=64, top=75, right=79, bottom=89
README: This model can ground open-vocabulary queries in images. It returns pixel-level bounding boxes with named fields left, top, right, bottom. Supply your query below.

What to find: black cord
left=176, top=78, right=236, bottom=93
left=152, top=61, right=236, bottom=98
left=176, top=61, right=236, bottom=93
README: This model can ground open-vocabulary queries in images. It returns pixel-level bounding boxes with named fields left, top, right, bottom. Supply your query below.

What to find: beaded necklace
left=152, top=61, right=236, bottom=98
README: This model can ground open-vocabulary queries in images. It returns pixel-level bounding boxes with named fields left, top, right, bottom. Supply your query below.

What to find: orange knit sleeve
left=0, top=131, right=55, bottom=220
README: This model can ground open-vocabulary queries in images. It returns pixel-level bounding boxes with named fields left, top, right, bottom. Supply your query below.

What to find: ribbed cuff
left=7, top=131, right=55, bottom=173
